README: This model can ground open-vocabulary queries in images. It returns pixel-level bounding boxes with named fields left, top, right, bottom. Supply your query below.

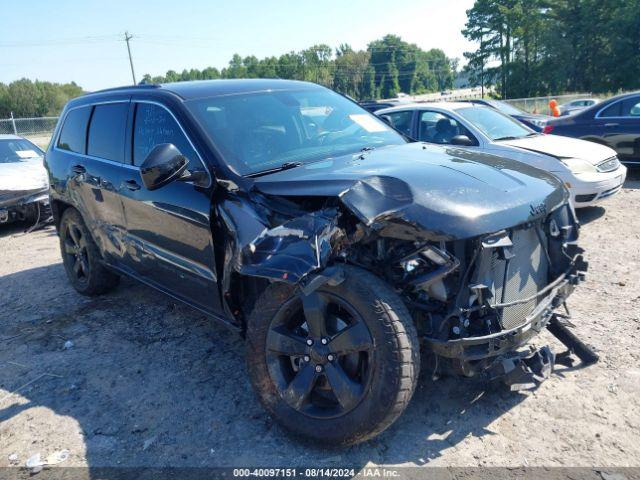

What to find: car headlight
left=596, top=156, right=620, bottom=172
left=560, top=158, right=598, bottom=174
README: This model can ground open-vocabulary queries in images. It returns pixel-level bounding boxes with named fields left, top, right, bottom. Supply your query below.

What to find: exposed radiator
left=473, top=225, right=549, bottom=330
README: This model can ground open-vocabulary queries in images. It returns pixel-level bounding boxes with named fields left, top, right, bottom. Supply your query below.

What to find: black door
left=118, top=101, right=222, bottom=314
left=55, top=101, right=130, bottom=265
left=594, top=95, right=640, bottom=162
left=84, top=102, right=133, bottom=264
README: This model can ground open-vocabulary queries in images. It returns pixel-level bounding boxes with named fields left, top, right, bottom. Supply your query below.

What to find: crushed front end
left=371, top=202, right=590, bottom=388
left=223, top=144, right=597, bottom=388
left=0, top=187, right=49, bottom=224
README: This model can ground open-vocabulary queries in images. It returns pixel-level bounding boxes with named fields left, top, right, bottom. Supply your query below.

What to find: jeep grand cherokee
left=45, top=80, right=592, bottom=445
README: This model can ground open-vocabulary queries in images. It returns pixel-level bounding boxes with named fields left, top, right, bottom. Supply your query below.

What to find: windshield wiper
left=493, top=135, right=519, bottom=141
left=245, top=162, right=303, bottom=178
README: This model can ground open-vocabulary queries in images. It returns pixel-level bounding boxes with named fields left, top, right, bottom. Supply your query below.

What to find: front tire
left=246, top=265, right=420, bottom=445
left=59, top=208, right=119, bottom=296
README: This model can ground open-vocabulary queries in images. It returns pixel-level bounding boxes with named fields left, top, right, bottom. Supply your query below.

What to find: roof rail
left=83, top=83, right=161, bottom=96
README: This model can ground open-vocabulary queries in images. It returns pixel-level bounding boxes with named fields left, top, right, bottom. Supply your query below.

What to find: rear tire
left=59, top=208, right=119, bottom=296
left=246, top=265, right=420, bottom=445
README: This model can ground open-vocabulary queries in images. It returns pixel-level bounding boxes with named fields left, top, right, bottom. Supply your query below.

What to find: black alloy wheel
left=246, top=265, right=420, bottom=445
left=59, top=208, right=119, bottom=296
left=265, top=290, right=374, bottom=418
left=62, top=221, right=90, bottom=285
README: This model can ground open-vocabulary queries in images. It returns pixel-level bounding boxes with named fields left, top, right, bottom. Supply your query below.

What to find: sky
left=0, top=0, right=476, bottom=91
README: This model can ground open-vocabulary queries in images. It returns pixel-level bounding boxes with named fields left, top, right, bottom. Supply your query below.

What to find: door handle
left=604, top=123, right=619, bottom=127
left=71, top=164, right=86, bottom=174
left=125, top=179, right=141, bottom=191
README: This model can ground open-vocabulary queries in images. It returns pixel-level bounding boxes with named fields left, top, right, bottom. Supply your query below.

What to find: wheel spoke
left=302, top=292, right=328, bottom=338
left=79, top=257, right=89, bottom=276
left=329, top=321, right=373, bottom=356
left=68, top=225, right=81, bottom=245
left=73, top=257, right=82, bottom=275
left=282, top=362, right=317, bottom=410
left=63, top=241, right=75, bottom=255
left=324, top=362, right=363, bottom=411
left=267, top=327, right=308, bottom=356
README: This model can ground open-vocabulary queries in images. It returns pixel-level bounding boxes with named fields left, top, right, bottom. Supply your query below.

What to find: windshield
left=456, top=106, right=533, bottom=141
left=487, top=100, right=526, bottom=116
left=185, top=88, right=406, bottom=176
left=0, top=139, right=43, bottom=164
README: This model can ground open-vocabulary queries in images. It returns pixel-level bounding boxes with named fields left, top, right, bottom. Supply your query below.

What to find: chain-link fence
left=503, top=93, right=594, bottom=114
left=0, top=115, right=58, bottom=148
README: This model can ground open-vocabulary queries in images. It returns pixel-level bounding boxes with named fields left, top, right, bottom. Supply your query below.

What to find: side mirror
left=451, top=135, right=475, bottom=146
left=140, top=143, right=188, bottom=191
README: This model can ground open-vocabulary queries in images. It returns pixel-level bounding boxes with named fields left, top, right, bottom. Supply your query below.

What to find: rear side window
left=132, top=103, right=198, bottom=168
left=87, top=103, right=129, bottom=162
left=621, top=97, right=640, bottom=117
left=57, top=107, right=92, bottom=153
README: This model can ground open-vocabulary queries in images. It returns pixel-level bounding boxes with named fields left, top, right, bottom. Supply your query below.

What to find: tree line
left=0, top=79, right=83, bottom=118
left=141, top=35, right=457, bottom=100
left=463, top=0, right=640, bottom=98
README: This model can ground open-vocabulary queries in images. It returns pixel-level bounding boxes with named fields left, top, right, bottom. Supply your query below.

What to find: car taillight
left=543, top=124, right=554, bottom=134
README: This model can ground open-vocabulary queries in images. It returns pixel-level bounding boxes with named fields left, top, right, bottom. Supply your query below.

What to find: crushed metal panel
left=238, top=208, right=342, bottom=283
left=218, top=196, right=343, bottom=284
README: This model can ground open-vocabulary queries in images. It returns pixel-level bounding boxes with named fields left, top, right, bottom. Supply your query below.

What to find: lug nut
left=315, top=365, right=323, bottom=373
left=321, top=338, right=328, bottom=345
left=306, top=339, right=313, bottom=346
left=303, top=355, right=310, bottom=362
left=327, top=354, right=334, bottom=361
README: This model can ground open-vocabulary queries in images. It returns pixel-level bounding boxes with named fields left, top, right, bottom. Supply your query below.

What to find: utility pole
left=124, top=31, right=136, bottom=85
left=480, top=34, right=485, bottom=99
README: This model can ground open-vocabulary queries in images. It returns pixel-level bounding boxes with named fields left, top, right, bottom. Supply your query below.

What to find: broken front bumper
left=424, top=254, right=587, bottom=362
left=0, top=188, right=49, bottom=223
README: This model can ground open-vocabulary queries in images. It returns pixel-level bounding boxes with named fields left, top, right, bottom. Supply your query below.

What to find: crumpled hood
left=500, top=134, right=616, bottom=165
left=252, top=142, right=567, bottom=241
left=0, top=158, right=48, bottom=191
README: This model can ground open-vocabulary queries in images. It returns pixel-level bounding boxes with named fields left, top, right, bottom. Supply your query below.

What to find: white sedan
left=0, top=135, right=49, bottom=223
left=376, top=102, right=627, bottom=208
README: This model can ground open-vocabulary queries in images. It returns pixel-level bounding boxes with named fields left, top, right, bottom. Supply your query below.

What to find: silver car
left=376, top=102, right=627, bottom=208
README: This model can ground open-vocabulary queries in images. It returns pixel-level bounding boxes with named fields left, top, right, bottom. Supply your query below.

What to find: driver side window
left=380, top=111, right=413, bottom=137
left=132, top=103, right=200, bottom=169
left=418, top=111, right=472, bottom=144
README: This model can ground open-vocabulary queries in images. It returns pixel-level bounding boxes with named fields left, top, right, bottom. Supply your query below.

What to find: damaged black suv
left=45, top=80, right=592, bottom=445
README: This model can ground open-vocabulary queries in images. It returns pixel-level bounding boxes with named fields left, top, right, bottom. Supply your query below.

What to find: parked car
left=376, top=102, right=627, bottom=207
left=359, top=99, right=403, bottom=113
left=460, top=98, right=552, bottom=131
left=45, top=80, right=590, bottom=445
left=558, top=98, right=600, bottom=116
left=0, top=135, right=49, bottom=224
left=545, top=91, right=640, bottom=165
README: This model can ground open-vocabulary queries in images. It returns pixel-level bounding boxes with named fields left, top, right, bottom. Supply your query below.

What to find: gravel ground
left=0, top=171, right=639, bottom=471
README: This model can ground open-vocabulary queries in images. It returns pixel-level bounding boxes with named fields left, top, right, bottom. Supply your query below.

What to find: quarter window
left=87, top=103, right=129, bottom=162
left=57, top=106, right=92, bottom=154
left=132, top=103, right=198, bottom=168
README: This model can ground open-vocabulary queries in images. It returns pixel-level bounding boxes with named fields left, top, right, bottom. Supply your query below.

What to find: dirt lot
left=1, top=172, right=639, bottom=472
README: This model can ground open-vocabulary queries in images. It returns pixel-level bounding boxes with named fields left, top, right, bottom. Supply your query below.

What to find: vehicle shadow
left=0, top=220, right=55, bottom=239
left=576, top=206, right=605, bottom=225
left=0, top=263, right=530, bottom=474
left=623, top=167, right=640, bottom=189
